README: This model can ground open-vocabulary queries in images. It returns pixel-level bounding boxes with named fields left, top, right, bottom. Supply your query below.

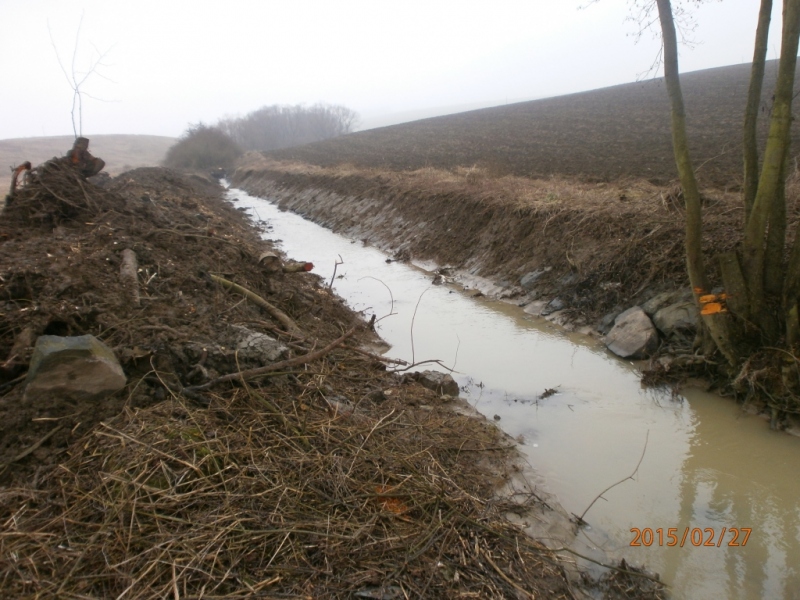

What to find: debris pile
left=0, top=157, right=651, bottom=597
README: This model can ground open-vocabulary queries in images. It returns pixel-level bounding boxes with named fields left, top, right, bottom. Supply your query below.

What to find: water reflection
left=228, top=187, right=800, bottom=600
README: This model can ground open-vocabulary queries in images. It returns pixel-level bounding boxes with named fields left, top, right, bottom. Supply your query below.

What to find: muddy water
left=228, top=187, right=800, bottom=600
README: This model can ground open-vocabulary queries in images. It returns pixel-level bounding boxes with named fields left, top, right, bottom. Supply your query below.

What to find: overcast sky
left=0, top=0, right=785, bottom=139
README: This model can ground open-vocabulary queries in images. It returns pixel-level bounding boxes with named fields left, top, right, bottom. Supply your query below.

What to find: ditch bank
left=232, top=156, right=744, bottom=358
left=0, top=162, right=666, bottom=597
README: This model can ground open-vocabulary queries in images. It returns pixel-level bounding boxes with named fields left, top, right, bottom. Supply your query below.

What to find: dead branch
left=576, top=431, right=649, bottom=525
left=282, top=261, right=314, bottom=273
left=329, top=254, right=344, bottom=289
left=345, top=345, right=409, bottom=366
left=550, top=545, right=666, bottom=587
left=482, top=549, right=535, bottom=599
left=358, top=275, right=398, bottom=323
left=209, top=273, right=301, bottom=335
left=410, top=287, right=432, bottom=365
left=183, top=326, right=357, bottom=394
left=120, top=249, right=140, bottom=307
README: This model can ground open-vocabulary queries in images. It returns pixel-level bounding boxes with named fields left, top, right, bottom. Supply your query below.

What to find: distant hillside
left=1, top=134, right=175, bottom=191
left=268, top=61, right=800, bottom=188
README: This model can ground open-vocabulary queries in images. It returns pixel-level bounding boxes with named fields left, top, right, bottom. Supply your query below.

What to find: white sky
left=0, top=0, right=785, bottom=139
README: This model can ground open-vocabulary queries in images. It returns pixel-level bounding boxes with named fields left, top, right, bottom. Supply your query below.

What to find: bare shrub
left=163, top=124, right=243, bottom=170
left=218, top=103, right=359, bottom=152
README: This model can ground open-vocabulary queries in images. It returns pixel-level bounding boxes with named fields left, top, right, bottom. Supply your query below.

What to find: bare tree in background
left=218, top=103, right=359, bottom=152
left=48, top=15, right=113, bottom=138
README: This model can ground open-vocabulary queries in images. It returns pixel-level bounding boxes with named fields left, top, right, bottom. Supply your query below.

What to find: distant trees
left=652, top=0, right=800, bottom=365
left=163, top=124, right=243, bottom=170
left=218, top=103, right=359, bottom=152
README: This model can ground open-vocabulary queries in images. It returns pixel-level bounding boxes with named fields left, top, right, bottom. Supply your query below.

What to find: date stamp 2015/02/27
left=630, top=527, right=752, bottom=547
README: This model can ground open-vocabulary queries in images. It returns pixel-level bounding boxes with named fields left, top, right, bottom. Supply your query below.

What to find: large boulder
left=604, top=307, right=659, bottom=359
left=24, top=335, right=127, bottom=403
left=653, top=301, right=700, bottom=336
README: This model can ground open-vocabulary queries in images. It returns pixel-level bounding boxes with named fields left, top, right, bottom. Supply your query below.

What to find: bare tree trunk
left=743, top=0, right=773, bottom=221
left=656, top=0, right=738, bottom=366
left=765, top=153, right=788, bottom=299
left=745, top=0, right=800, bottom=322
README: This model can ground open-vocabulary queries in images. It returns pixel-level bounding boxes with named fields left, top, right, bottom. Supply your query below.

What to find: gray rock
left=653, top=301, right=700, bottom=335
left=641, top=291, right=678, bottom=316
left=414, top=370, right=460, bottom=397
left=520, top=268, right=551, bottom=291
left=604, top=307, right=659, bottom=359
left=24, top=335, right=126, bottom=403
left=598, top=307, right=624, bottom=335
left=558, top=273, right=579, bottom=286
left=230, top=325, right=287, bottom=363
left=541, top=298, right=565, bottom=316
left=185, top=327, right=288, bottom=374
left=523, top=300, right=548, bottom=316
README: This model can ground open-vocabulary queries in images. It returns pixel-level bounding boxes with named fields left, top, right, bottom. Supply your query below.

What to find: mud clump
left=0, top=163, right=669, bottom=597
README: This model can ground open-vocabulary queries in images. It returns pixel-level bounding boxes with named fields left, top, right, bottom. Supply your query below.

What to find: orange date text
left=630, top=527, right=751, bottom=547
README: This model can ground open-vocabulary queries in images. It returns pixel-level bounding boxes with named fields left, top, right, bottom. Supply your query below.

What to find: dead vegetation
left=233, top=155, right=764, bottom=323
left=0, top=388, right=581, bottom=599
left=0, top=159, right=666, bottom=597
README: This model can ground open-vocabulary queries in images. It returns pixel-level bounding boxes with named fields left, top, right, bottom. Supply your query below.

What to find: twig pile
left=3, top=159, right=116, bottom=225
left=0, top=387, right=575, bottom=599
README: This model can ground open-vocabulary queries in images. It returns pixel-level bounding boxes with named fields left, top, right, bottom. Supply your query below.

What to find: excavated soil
left=0, top=161, right=665, bottom=598
left=232, top=155, right=796, bottom=331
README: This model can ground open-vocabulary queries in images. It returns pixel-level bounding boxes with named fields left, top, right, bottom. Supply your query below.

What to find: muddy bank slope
left=0, top=163, right=663, bottom=597
left=232, top=155, right=760, bottom=332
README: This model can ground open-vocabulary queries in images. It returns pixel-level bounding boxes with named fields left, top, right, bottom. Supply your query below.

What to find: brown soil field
left=0, top=134, right=175, bottom=192
left=269, top=61, right=799, bottom=189
left=0, top=162, right=664, bottom=597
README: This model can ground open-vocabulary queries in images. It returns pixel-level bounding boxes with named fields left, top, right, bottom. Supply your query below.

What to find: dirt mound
left=0, top=162, right=662, bottom=597
left=0, top=162, right=305, bottom=476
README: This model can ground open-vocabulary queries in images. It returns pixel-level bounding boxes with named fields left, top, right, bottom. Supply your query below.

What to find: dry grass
left=0, top=386, right=578, bottom=599
left=236, top=153, right=724, bottom=213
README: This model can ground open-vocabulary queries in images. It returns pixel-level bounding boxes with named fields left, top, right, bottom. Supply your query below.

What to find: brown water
left=230, top=187, right=800, bottom=599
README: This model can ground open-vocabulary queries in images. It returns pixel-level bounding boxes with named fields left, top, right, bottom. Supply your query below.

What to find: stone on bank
left=24, top=335, right=127, bottom=403
left=603, top=306, right=659, bottom=359
left=410, top=371, right=460, bottom=397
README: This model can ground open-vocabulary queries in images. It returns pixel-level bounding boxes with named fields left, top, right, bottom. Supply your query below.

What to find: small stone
left=541, top=297, right=565, bottom=316
left=598, top=307, right=624, bottom=335
left=642, top=291, right=679, bottom=316
left=520, top=268, right=550, bottom=291
left=523, top=300, right=548, bottom=316
left=414, top=370, right=460, bottom=397
left=230, top=325, right=287, bottom=363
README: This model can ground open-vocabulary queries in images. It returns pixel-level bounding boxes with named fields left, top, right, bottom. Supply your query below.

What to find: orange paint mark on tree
left=701, top=302, right=726, bottom=315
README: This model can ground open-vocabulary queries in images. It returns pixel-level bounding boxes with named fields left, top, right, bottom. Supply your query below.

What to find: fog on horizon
left=0, top=0, right=785, bottom=140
